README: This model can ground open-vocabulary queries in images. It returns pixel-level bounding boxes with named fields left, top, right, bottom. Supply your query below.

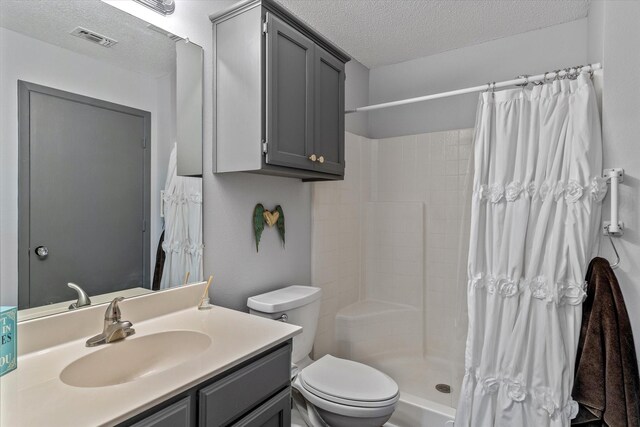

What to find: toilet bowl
left=247, top=286, right=399, bottom=427
left=294, top=354, right=399, bottom=426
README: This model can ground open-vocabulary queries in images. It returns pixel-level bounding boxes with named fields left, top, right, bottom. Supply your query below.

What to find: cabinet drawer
left=232, top=388, right=291, bottom=427
left=131, top=397, right=192, bottom=427
left=199, top=343, right=291, bottom=426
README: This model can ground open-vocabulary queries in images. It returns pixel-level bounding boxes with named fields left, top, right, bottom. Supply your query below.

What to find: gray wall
left=367, top=18, right=589, bottom=139
left=595, top=0, right=640, bottom=363
left=202, top=173, right=311, bottom=311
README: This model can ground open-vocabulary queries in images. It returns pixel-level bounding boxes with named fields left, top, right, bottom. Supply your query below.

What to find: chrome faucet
left=68, top=282, right=91, bottom=309
left=86, top=297, right=135, bottom=347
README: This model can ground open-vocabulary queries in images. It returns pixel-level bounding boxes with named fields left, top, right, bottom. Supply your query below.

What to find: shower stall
left=311, top=129, right=473, bottom=418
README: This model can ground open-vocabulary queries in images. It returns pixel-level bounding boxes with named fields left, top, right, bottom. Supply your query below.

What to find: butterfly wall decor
left=253, top=204, right=285, bottom=252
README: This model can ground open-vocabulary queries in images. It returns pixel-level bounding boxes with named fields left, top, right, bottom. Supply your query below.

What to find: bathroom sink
left=60, top=330, right=211, bottom=388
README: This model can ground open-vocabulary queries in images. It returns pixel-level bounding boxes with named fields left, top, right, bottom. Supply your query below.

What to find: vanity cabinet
left=210, top=0, right=350, bottom=181
left=119, top=341, right=292, bottom=427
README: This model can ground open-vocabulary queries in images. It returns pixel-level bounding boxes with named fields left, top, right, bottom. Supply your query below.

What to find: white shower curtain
left=159, top=144, right=203, bottom=289
left=456, top=73, right=605, bottom=426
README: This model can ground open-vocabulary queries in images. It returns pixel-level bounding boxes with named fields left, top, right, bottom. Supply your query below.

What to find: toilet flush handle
left=277, top=313, right=288, bottom=322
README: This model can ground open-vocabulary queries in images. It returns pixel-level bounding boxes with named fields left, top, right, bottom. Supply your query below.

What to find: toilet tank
left=247, top=286, right=321, bottom=365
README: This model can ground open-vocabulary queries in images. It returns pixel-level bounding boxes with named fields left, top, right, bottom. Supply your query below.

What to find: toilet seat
left=295, top=355, right=399, bottom=417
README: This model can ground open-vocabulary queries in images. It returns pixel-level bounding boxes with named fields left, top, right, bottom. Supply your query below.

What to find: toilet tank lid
left=247, top=286, right=322, bottom=313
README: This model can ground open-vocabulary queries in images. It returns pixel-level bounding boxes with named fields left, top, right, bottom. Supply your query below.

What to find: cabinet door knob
left=317, top=155, right=325, bottom=164
left=308, top=154, right=317, bottom=162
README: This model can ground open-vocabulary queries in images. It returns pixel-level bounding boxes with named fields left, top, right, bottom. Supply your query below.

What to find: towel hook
left=605, top=231, right=621, bottom=269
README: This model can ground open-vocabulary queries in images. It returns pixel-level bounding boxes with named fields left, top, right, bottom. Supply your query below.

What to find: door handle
left=317, top=155, right=325, bottom=164
left=308, top=154, right=317, bottom=162
left=35, top=246, right=49, bottom=259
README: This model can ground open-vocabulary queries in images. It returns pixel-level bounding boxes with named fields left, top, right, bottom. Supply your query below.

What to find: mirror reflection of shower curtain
left=159, top=143, right=203, bottom=289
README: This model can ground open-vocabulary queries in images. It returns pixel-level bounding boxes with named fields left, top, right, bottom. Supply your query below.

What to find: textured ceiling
left=0, top=0, right=176, bottom=77
left=275, top=0, right=591, bottom=68
left=0, top=1, right=590, bottom=73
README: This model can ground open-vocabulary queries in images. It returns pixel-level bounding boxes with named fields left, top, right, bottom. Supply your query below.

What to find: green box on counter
left=0, top=306, right=17, bottom=377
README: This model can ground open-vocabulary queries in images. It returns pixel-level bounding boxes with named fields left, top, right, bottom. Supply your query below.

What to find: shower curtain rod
left=345, top=63, right=602, bottom=114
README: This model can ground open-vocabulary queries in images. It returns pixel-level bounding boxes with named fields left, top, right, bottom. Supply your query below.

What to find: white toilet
left=248, top=285, right=399, bottom=427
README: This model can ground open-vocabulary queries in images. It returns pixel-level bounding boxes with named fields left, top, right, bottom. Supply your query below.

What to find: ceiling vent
left=70, top=27, right=118, bottom=48
left=146, top=24, right=183, bottom=42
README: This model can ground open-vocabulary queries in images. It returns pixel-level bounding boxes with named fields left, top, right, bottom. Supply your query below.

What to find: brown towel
left=572, top=257, right=640, bottom=427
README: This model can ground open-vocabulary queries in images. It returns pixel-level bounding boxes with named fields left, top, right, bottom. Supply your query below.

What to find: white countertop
left=0, top=283, right=301, bottom=426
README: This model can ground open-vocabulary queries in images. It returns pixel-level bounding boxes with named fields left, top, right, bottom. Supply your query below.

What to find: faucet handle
left=105, top=297, right=125, bottom=322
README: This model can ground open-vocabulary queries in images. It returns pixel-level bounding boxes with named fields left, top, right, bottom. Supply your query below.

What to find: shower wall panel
left=312, top=129, right=471, bottom=367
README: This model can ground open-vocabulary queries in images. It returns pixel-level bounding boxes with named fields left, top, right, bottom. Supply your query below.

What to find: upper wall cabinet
left=210, top=0, right=350, bottom=181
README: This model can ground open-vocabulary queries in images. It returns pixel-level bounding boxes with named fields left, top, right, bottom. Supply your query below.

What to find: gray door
left=18, top=81, right=150, bottom=309
left=265, top=13, right=315, bottom=171
left=314, top=45, right=345, bottom=176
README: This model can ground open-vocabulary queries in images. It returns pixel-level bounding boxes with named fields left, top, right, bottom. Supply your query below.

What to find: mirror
left=0, top=0, right=204, bottom=321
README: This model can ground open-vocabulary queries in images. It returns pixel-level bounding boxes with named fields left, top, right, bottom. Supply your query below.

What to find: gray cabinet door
left=232, top=388, right=291, bottom=427
left=313, top=45, right=345, bottom=175
left=265, top=13, right=315, bottom=171
left=131, top=397, right=192, bottom=427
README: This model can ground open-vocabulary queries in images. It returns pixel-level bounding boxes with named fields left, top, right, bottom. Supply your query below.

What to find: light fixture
left=133, top=0, right=175, bottom=16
